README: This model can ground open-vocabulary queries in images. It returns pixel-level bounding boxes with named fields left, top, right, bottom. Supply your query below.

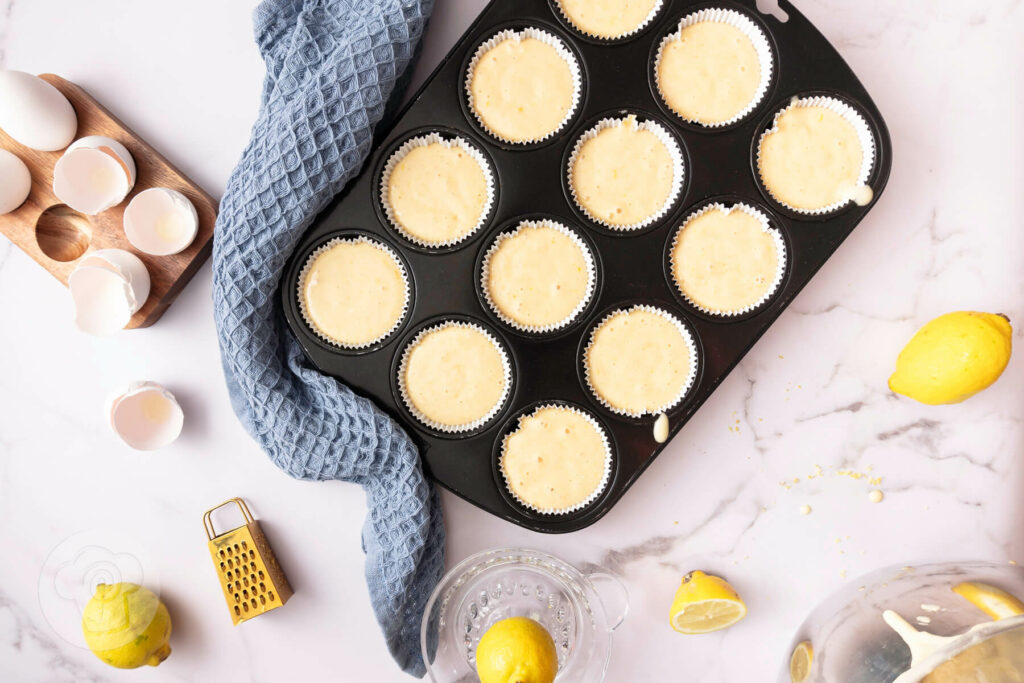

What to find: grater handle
left=203, top=497, right=256, bottom=540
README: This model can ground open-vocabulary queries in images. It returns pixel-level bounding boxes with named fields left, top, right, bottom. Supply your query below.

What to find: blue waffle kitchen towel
left=211, top=0, right=441, bottom=676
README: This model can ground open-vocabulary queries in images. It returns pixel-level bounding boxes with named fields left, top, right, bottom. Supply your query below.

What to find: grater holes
left=233, top=543, right=240, bottom=553
left=226, top=570, right=233, bottom=580
left=260, top=595, right=266, bottom=605
left=259, top=582, right=265, bottom=592
left=219, top=549, right=225, bottom=558
left=227, top=559, right=234, bottom=569
left=241, top=541, right=248, bottom=551
left=258, top=570, right=265, bottom=580
left=251, top=598, right=258, bottom=609
left=243, top=589, right=249, bottom=599
left=242, top=602, right=249, bottom=613
left=243, top=577, right=249, bottom=587
left=234, top=593, right=240, bottom=602
left=234, top=605, right=240, bottom=616
left=249, top=550, right=255, bottom=559
left=268, top=590, right=275, bottom=602
left=250, top=561, right=257, bottom=571
left=219, top=561, right=226, bottom=572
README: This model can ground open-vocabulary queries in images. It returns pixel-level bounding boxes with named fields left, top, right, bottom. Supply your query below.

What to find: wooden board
left=0, top=74, right=217, bottom=329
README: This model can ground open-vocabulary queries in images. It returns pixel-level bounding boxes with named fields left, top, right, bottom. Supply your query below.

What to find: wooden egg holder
left=0, top=74, right=216, bottom=328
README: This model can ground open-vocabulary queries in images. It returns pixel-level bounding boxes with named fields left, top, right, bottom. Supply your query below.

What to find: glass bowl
left=421, top=547, right=628, bottom=682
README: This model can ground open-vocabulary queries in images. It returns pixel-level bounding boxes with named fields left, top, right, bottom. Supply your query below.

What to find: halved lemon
left=789, top=640, right=813, bottom=682
left=953, top=581, right=1024, bottom=620
left=669, top=570, right=747, bottom=634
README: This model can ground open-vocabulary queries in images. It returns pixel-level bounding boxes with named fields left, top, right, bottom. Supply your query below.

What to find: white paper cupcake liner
left=756, top=95, right=877, bottom=215
left=297, top=236, right=410, bottom=349
left=583, top=304, right=699, bottom=417
left=499, top=403, right=613, bottom=515
left=553, top=0, right=664, bottom=41
left=668, top=202, right=787, bottom=317
left=465, top=27, right=583, bottom=145
left=654, top=8, right=774, bottom=127
left=379, top=132, right=495, bottom=248
left=480, top=219, right=597, bottom=334
left=397, top=320, right=513, bottom=434
left=567, top=115, right=684, bottom=231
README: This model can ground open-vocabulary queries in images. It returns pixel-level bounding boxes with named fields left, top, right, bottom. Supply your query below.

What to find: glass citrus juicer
left=780, top=561, right=1024, bottom=682
left=420, top=548, right=629, bottom=682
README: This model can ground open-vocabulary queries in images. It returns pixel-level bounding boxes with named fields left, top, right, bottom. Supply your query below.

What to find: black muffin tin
left=282, top=0, right=892, bottom=533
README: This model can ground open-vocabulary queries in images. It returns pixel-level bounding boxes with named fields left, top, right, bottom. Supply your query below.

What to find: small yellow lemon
left=81, top=582, right=171, bottom=669
left=789, top=640, right=814, bottom=682
left=953, top=581, right=1024, bottom=620
left=669, top=570, right=747, bottom=634
left=889, top=311, right=1012, bottom=405
left=475, top=616, right=558, bottom=683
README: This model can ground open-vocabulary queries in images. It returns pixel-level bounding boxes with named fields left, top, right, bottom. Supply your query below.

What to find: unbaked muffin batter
left=402, top=324, right=507, bottom=428
left=386, top=141, right=488, bottom=244
left=556, top=0, right=660, bottom=39
left=469, top=33, right=575, bottom=142
left=571, top=115, right=676, bottom=228
left=485, top=222, right=591, bottom=329
left=585, top=307, right=693, bottom=415
left=501, top=406, right=608, bottom=511
left=758, top=105, right=864, bottom=210
left=300, top=239, right=407, bottom=347
left=657, top=20, right=761, bottom=124
left=671, top=206, right=780, bottom=313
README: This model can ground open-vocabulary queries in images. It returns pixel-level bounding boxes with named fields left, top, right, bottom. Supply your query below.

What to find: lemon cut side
left=669, top=570, right=747, bottom=634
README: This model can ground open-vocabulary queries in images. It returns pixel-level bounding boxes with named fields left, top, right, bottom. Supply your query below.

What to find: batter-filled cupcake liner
left=552, top=0, right=664, bottom=41
left=379, top=132, right=496, bottom=248
left=668, top=202, right=787, bottom=317
left=297, top=236, right=411, bottom=349
left=396, top=319, right=513, bottom=434
left=583, top=304, right=699, bottom=417
left=654, top=8, right=774, bottom=128
left=480, top=219, right=597, bottom=334
left=756, top=95, right=877, bottom=215
left=567, top=115, right=684, bottom=231
left=499, top=403, right=613, bottom=515
left=465, top=27, right=583, bottom=145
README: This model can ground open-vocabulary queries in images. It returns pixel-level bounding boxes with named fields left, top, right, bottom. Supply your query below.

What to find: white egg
left=0, top=149, right=31, bottom=214
left=0, top=70, right=77, bottom=151
left=68, top=249, right=150, bottom=335
left=109, top=381, right=184, bottom=450
left=123, top=187, right=199, bottom=256
left=53, top=135, right=136, bottom=214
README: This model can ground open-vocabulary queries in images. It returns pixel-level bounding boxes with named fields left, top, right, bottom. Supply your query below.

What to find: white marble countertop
left=1, top=1, right=1022, bottom=681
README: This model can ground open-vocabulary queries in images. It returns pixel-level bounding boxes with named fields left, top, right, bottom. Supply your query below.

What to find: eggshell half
left=68, top=249, right=150, bottom=335
left=123, top=188, right=198, bottom=256
left=109, top=381, right=184, bottom=450
left=0, top=70, right=77, bottom=151
left=0, top=149, right=31, bottom=214
left=52, top=135, right=136, bottom=214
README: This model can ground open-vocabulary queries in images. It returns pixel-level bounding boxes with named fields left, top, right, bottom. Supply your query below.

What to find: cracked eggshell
left=123, top=188, right=198, bottom=256
left=69, top=249, right=150, bottom=336
left=0, top=70, right=77, bottom=151
left=53, top=135, right=136, bottom=214
left=0, top=149, right=31, bottom=214
left=109, top=381, right=184, bottom=450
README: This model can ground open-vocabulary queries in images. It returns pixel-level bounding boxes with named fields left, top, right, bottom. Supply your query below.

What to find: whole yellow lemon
left=475, top=616, right=558, bottom=683
left=81, top=582, right=172, bottom=669
left=889, top=311, right=1012, bottom=405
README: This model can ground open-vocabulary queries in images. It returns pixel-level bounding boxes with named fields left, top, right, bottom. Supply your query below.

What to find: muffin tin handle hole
left=35, top=203, right=92, bottom=262
left=587, top=571, right=630, bottom=632
left=755, top=0, right=790, bottom=23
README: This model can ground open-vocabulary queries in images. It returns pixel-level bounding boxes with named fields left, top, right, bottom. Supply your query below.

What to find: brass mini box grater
left=203, top=498, right=292, bottom=625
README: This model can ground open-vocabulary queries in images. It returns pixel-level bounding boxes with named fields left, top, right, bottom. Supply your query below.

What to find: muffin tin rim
left=646, top=0, right=781, bottom=134
left=474, top=213, right=604, bottom=340
left=490, top=398, right=620, bottom=521
left=661, top=194, right=794, bottom=323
